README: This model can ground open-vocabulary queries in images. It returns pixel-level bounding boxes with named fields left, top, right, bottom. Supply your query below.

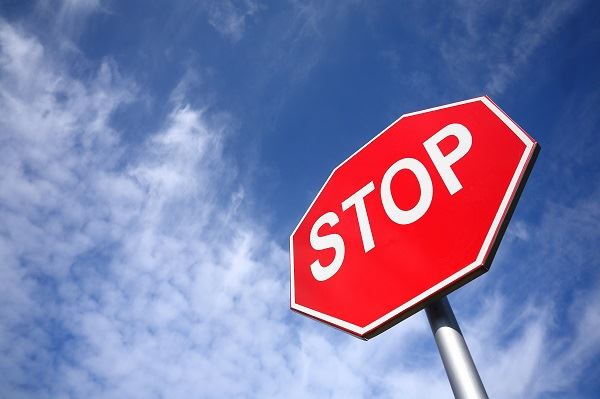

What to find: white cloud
left=0, top=18, right=291, bottom=397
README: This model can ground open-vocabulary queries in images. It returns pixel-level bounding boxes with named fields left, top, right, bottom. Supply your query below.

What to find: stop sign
left=290, top=96, right=538, bottom=339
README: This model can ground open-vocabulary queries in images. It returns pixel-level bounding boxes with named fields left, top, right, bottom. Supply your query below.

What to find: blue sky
left=0, top=0, right=598, bottom=398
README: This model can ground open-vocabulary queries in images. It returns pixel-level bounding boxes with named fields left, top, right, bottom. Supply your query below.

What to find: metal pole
left=425, top=296, right=488, bottom=399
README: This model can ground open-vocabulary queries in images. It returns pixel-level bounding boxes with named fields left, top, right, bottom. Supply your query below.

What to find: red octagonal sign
left=290, top=97, right=538, bottom=339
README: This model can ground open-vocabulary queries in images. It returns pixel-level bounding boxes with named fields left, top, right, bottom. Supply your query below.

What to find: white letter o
left=380, top=158, right=433, bottom=225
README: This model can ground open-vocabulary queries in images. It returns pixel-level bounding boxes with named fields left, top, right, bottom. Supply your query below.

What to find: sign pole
left=425, top=296, right=488, bottom=399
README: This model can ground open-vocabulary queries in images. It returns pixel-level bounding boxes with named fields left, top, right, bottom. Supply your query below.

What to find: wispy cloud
left=265, top=0, right=359, bottom=83
left=205, top=0, right=261, bottom=42
left=461, top=287, right=600, bottom=397
left=0, top=18, right=287, bottom=397
left=0, top=20, right=133, bottom=395
left=442, top=0, right=583, bottom=95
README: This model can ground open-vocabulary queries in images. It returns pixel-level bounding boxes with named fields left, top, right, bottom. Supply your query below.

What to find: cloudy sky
left=0, top=0, right=599, bottom=398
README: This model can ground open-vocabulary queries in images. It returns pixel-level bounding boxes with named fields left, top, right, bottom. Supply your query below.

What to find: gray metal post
left=425, top=296, right=488, bottom=399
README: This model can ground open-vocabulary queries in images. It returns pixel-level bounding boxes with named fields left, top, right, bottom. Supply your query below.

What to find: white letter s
left=310, top=212, right=345, bottom=281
